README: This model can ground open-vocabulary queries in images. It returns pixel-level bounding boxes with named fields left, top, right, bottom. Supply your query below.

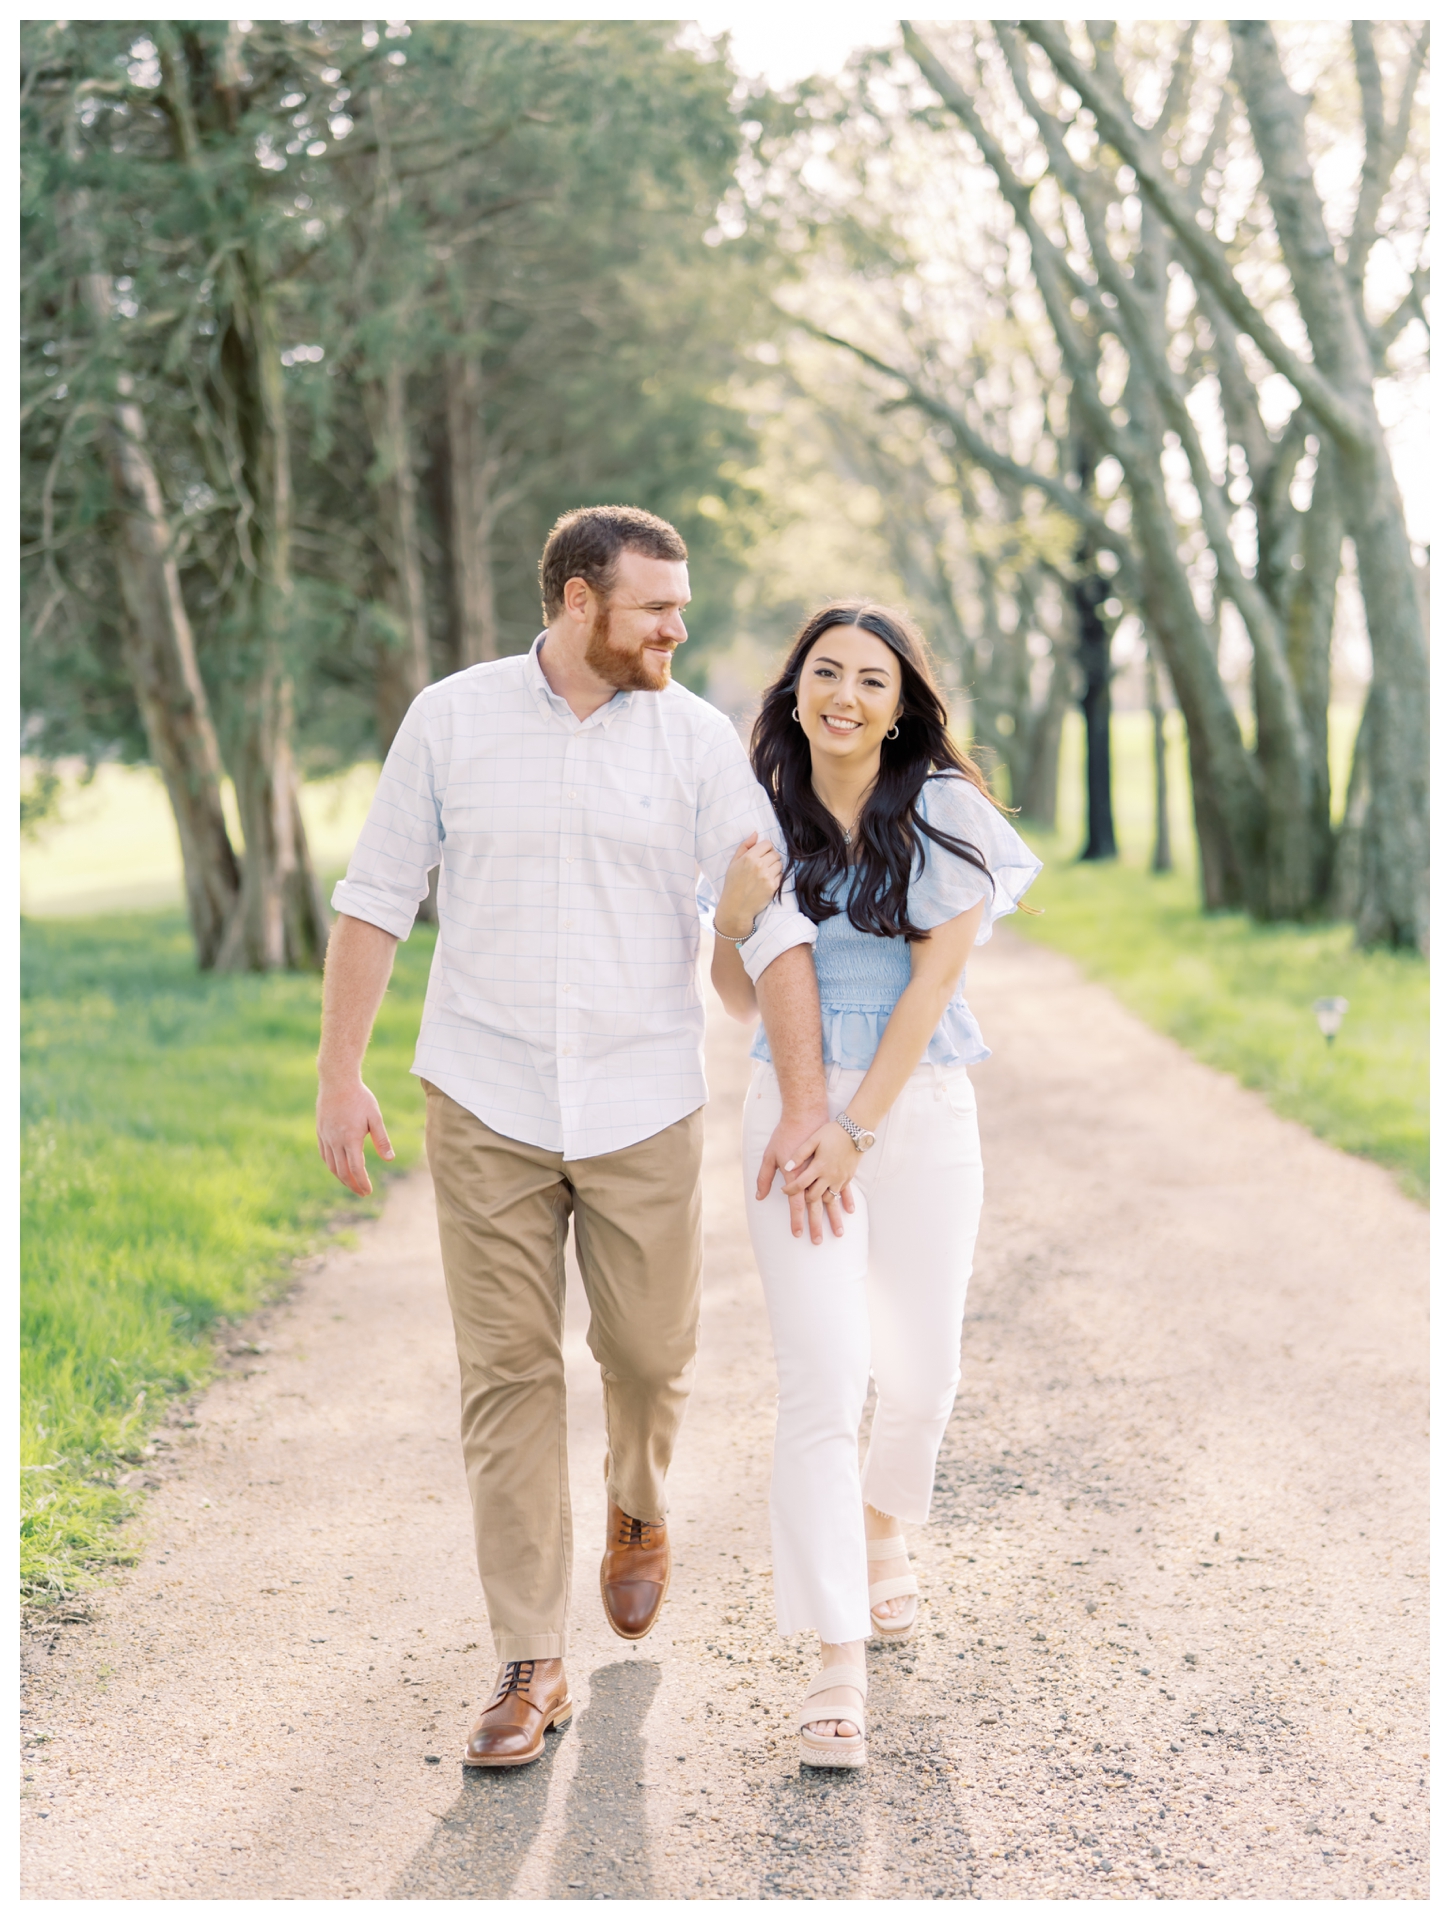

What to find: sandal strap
left=868, top=1573, right=919, bottom=1606
left=799, top=1669, right=867, bottom=1736
left=803, top=1664, right=867, bottom=1702
left=864, top=1536, right=909, bottom=1562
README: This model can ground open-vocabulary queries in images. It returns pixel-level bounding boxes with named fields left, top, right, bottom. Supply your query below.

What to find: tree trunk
left=212, top=262, right=330, bottom=973
left=363, top=361, right=433, bottom=755
left=1019, top=640, right=1072, bottom=830
left=1257, top=436, right=1340, bottom=911
left=1072, top=435, right=1116, bottom=862
left=106, top=384, right=243, bottom=965
left=1130, top=488, right=1262, bottom=911
left=74, top=266, right=241, bottom=968
left=443, top=351, right=499, bottom=666
left=1329, top=685, right=1373, bottom=921
left=1074, top=567, right=1116, bottom=861
left=1148, top=641, right=1172, bottom=875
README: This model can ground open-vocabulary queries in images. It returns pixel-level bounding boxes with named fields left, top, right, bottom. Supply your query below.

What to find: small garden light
left=1313, top=996, right=1349, bottom=1046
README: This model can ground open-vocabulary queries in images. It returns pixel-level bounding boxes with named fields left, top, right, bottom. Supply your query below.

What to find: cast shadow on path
left=547, top=1660, right=659, bottom=1898
left=389, top=1660, right=658, bottom=1900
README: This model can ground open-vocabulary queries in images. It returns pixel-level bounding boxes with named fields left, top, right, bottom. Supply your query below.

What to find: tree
left=1023, top=19, right=1428, bottom=946
left=22, top=20, right=778, bottom=966
left=752, top=22, right=1426, bottom=941
left=21, top=19, right=347, bottom=968
left=899, top=19, right=1428, bottom=944
left=745, top=64, right=1108, bottom=832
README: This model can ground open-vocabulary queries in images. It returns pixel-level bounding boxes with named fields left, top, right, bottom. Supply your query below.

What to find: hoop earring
left=886, top=724, right=900, bottom=740
left=791, top=707, right=800, bottom=723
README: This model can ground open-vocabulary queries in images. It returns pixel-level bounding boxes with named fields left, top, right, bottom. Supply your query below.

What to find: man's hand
left=755, top=1105, right=854, bottom=1246
left=316, top=914, right=400, bottom=1196
left=317, top=1077, right=395, bottom=1197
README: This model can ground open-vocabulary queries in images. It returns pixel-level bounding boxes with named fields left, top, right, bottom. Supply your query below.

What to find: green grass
left=1011, top=708, right=1428, bottom=1202
left=20, top=909, right=435, bottom=1600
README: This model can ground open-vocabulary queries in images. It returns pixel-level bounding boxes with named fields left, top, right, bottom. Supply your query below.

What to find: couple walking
left=317, top=505, right=1039, bottom=1770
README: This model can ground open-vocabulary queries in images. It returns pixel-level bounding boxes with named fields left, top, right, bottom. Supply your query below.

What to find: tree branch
left=1014, top=19, right=1372, bottom=453
left=899, top=24, right=1127, bottom=464
left=799, top=320, right=1141, bottom=599
left=1365, top=265, right=1428, bottom=371
left=1347, top=21, right=1429, bottom=293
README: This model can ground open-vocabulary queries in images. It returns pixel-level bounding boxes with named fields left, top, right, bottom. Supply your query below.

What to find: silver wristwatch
left=835, top=1111, right=876, bottom=1154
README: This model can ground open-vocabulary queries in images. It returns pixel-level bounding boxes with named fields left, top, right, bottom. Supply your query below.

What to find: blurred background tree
left=21, top=17, right=773, bottom=968
left=22, top=19, right=1429, bottom=962
left=746, top=18, right=1427, bottom=945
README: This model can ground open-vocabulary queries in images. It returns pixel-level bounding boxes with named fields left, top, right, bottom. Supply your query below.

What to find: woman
left=710, top=601, right=1040, bottom=1770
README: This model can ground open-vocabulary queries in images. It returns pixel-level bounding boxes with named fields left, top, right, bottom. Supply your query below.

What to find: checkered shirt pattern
left=332, top=634, right=815, bottom=1159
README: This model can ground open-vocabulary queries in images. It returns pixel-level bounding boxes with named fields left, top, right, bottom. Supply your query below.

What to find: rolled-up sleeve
left=330, top=692, right=440, bottom=940
left=693, top=718, right=816, bottom=983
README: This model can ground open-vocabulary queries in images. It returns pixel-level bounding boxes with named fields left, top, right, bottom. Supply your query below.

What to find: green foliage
left=20, top=910, right=435, bottom=1598
left=20, top=18, right=777, bottom=774
left=20, top=765, right=64, bottom=838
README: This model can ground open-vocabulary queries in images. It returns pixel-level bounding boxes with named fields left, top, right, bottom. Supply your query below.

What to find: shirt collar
left=526, top=631, right=633, bottom=732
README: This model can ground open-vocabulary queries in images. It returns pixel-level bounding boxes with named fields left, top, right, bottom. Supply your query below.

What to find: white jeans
left=742, top=1059, right=985, bottom=1644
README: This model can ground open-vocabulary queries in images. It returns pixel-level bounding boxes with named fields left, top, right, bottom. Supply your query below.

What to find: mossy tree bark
left=70, top=225, right=242, bottom=967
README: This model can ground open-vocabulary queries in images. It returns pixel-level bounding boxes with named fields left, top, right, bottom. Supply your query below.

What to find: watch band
left=835, top=1110, right=875, bottom=1153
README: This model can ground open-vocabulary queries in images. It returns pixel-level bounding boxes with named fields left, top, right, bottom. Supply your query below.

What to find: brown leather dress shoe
left=600, top=1500, right=671, bottom=1640
left=462, top=1658, right=572, bottom=1768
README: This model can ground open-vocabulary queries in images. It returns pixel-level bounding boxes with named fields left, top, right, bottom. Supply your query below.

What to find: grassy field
left=20, top=759, right=380, bottom=917
left=1012, top=708, right=1428, bottom=1201
left=20, top=910, right=435, bottom=1600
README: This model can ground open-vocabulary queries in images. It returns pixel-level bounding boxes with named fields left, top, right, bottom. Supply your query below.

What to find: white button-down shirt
left=332, top=634, right=815, bottom=1159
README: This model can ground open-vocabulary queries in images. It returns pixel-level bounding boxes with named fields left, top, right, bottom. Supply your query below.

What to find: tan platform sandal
left=867, top=1534, right=919, bottom=1642
left=798, top=1664, right=868, bottom=1770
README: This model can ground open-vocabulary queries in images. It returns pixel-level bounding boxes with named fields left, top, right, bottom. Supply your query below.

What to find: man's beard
left=583, top=603, right=674, bottom=693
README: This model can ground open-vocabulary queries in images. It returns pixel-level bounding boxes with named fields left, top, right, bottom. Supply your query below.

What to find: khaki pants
left=423, top=1083, right=704, bottom=1661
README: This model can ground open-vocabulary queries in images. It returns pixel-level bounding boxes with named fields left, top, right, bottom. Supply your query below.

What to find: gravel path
left=21, top=932, right=1428, bottom=1899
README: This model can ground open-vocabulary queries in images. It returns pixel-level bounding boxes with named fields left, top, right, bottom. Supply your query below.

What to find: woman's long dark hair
left=751, top=600, right=1007, bottom=942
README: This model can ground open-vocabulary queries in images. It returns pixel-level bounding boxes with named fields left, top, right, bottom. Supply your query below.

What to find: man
left=317, top=505, right=837, bottom=1768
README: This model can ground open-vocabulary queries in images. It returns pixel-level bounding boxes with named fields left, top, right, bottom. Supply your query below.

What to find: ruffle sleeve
left=908, top=773, right=1043, bottom=945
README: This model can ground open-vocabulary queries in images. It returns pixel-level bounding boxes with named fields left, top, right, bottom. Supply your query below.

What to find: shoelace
left=493, top=1659, right=537, bottom=1701
left=614, top=1514, right=662, bottom=1550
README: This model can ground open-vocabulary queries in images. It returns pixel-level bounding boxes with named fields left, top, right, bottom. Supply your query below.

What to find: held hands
left=755, top=1107, right=857, bottom=1246
left=714, top=832, right=783, bottom=942
left=317, top=1076, right=395, bottom=1197
left=782, top=1119, right=860, bottom=1232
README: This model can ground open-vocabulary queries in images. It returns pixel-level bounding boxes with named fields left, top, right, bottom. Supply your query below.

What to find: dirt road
left=21, top=931, right=1428, bottom=1899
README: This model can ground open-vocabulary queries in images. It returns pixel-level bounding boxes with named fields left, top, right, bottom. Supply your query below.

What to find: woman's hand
left=779, top=1120, right=859, bottom=1239
left=714, top=832, right=783, bottom=942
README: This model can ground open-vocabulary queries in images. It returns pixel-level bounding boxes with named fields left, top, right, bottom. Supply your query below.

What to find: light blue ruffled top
left=747, top=774, right=1042, bottom=1071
